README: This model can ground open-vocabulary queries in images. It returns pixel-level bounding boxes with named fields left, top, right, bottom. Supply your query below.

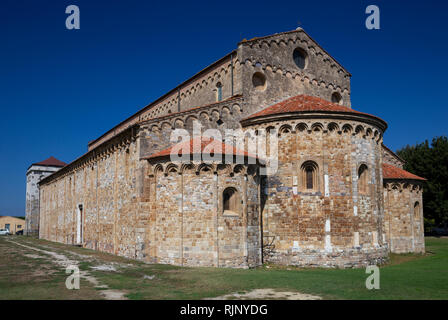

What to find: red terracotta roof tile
left=143, top=137, right=257, bottom=160
left=34, top=156, right=66, bottom=167
left=243, top=94, right=385, bottom=123
left=382, top=163, right=426, bottom=181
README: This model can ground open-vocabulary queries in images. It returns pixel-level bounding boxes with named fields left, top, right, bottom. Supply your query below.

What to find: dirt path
left=206, top=288, right=321, bottom=300
left=6, top=239, right=127, bottom=300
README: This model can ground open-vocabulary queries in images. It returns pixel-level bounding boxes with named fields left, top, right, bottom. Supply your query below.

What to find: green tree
left=397, top=136, right=448, bottom=229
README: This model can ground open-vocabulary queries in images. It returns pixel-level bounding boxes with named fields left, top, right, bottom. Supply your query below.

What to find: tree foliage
left=397, top=136, right=448, bottom=227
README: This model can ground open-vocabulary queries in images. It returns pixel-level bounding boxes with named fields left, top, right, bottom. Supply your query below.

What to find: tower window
left=216, top=82, right=223, bottom=102
left=414, top=202, right=420, bottom=218
left=331, top=92, right=343, bottom=105
left=293, top=48, right=308, bottom=70
left=223, top=187, right=240, bottom=214
left=358, top=164, right=368, bottom=194
left=301, top=161, right=319, bottom=192
left=252, top=72, right=267, bottom=91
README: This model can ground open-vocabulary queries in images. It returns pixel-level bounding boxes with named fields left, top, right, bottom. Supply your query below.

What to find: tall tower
left=25, top=156, right=66, bottom=236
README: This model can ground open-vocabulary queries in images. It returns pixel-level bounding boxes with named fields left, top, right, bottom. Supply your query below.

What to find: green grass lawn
left=0, top=236, right=100, bottom=299
left=1, top=236, right=447, bottom=299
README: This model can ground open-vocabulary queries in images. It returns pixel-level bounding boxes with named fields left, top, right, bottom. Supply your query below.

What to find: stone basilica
left=27, top=29, right=426, bottom=268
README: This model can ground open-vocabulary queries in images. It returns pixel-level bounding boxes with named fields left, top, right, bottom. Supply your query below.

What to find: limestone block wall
left=39, top=129, right=146, bottom=261
left=246, top=118, right=387, bottom=267
left=238, top=29, right=351, bottom=117
left=384, top=182, right=425, bottom=253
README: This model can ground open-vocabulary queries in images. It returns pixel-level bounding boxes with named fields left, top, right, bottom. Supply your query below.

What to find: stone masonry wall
left=145, top=161, right=261, bottom=268
left=383, top=182, right=425, bottom=253
left=39, top=132, right=145, bottom=260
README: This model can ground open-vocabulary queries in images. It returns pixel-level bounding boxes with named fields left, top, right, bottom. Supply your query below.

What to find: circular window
left=293, top=48, right=307, bottom=69
left=331, top=92, right=343, bottom=105
left=252, top=72, right=267, bottom=91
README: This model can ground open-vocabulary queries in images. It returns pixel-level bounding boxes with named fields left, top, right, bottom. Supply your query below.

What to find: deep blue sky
left=1, top=0, right=447, bottom=216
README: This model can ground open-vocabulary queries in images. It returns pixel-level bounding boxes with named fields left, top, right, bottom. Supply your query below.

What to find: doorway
left=77, top=204, right=83, bottom=245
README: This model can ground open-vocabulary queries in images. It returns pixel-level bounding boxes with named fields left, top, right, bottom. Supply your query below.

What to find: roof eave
left=241, top=110, right=388, bottom=132
left=383, top=177, right=427, bottom=182
left=27, top=163, right=66, bottom=171
left=143, top=153, right=261, bottom=163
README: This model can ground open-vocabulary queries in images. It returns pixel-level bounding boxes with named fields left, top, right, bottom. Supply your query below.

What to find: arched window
left=223, top=187, right=240, bottom=214
left=216, top=82, right=223, bottom=102
left=414, top=202, right=420, bottom=218
left=301, top=161, right=319, bottom=192
left=358, top=164, right=368, bottom=194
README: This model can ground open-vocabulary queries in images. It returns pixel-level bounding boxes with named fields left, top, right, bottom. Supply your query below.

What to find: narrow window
left=414, top=202, right=420, bottom=218
left=306, top=167, right=314, bottom=189
left=223, top=187, right=239, bottom=214
left=358, top=164, right=368, bottom=194
left=301, top=161, right=318, bottom=192
left=216, top=82, right=223, bottom=102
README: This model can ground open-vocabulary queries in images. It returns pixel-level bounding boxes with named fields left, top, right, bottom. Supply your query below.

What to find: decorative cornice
left=384, top=181, right=423, bottom=192
left=241, top=110, right=387, bottom=134
left=139, top=95, right=243, bottom=128
left=39, top=126, right=138, bottom=186
left=147, top=161, right=260, bottom=177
